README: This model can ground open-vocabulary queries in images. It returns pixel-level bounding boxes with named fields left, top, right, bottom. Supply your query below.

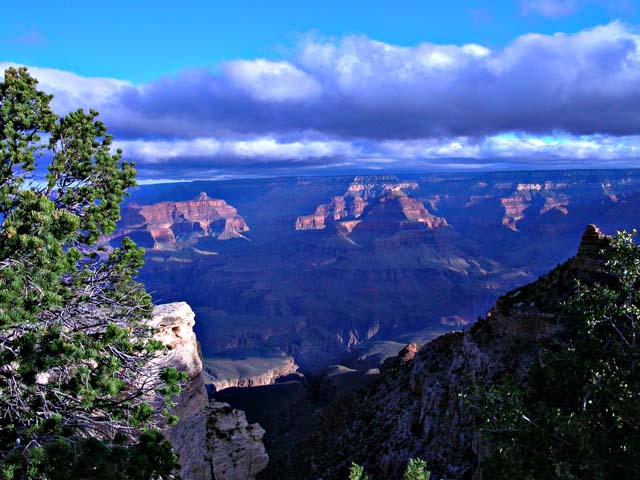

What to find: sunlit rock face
left=151, top=302, right=203, bottom=379
left=152, top=303, right=268, bottom=480
left=109, top=193, right=249, bottom=250
left=296, top=176, right=448, bottom=237
left=204, top=354, right=299, bottom=391
left=498, top=183, right=571, bottom=231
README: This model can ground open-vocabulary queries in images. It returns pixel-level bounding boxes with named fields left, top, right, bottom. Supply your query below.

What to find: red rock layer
left=295, top=177, right=446, bottom=234
left=113, top=193, right=249, bottom=249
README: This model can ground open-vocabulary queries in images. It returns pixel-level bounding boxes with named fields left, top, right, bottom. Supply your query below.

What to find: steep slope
left=293, top=225, right=610, bottom=480
left=296, top=176, right=448, bottom=239
left=152, top=303, right=269, bottom=480
left=109, top=193, right=249, bottom=250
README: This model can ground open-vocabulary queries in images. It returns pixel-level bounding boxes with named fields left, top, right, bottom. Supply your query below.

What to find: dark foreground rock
left=287, top=225, right=609, bottom=480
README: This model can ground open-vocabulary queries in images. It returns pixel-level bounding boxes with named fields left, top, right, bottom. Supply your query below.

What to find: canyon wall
left=295, top=178, right=448, bottom=235
left=204, top=354, right=299, bottom=391
left=126, top=171, right=640, bottom=379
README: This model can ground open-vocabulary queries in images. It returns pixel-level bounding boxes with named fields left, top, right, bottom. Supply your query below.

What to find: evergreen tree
left=0, top=67, right=183, bottom=479
left=403, top=458, right=431, bottom=480
left=481, top=230, right=640, bottom=479
left=347, top=459, right=431, bottom=480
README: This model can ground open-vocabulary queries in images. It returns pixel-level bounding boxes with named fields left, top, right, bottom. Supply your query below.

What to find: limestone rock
left=398, top=343, right=418, bottom=364
left=295, top=176, right=447, bottom=234
left=151, top=302, right=202, bottom=379
left=151, top=303, right=269, bottom=480
left=204, top=355, right=299, bottom=391
left=575, top=224, right=609, bottom=270
left=207, top=402, right=269, bottom=480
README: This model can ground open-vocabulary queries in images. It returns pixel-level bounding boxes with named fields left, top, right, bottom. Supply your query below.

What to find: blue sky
left=3, top=0, right=636, bottom=82
left=2, top=0, right=640, bottom=180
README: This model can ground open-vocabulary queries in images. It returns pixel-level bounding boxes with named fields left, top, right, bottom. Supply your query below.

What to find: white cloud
left=4, top=22, right=640, bottom=178
left=223, top=59, right=321, bottom=102
left=0, top=62, right=130, bottom=113
left=115, top=137, right=360, bottom=163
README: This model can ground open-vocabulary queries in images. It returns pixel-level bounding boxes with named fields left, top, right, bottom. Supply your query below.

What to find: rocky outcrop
left=152, top=303, right=268, bottom=480
left=499, top=183, right=572, bottom=230
left=204, top=355, right=299, bottom=391
left=110, top=193, right=249, bottom=250
left=576, top=224, right=609, bottom=269
left=207, top=402, right=270, bottom=479
left=297, top=225, right=610, bottom=480
left=295, top=176, right=447, bottom=236
left=151, top=302, right=203, bottom=380
left=398, top=342, right=418, bottom=364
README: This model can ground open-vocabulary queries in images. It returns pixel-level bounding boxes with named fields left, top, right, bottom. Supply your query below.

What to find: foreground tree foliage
left=481, top=230, right=640, bottom=479
left=349, top=458, right=431, bottom=480
left=0, top=67, right=183, bottom=479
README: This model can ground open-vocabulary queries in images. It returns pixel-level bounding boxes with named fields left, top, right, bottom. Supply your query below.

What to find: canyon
left=108, top=193, right=249, bottom=250
left=114, top=170, right=640, bottom=381
left=113, top=170, right=640, bottom=478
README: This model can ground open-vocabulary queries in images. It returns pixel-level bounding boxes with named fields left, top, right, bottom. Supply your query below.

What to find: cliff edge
left=152, top=302, right=269, bottom=480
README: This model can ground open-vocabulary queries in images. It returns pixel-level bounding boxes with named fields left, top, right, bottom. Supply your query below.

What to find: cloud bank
left=3, top=22, right=640, bottom=179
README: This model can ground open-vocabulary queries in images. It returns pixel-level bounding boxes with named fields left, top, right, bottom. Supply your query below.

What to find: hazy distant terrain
left=110, top=170, right=640, bottom=378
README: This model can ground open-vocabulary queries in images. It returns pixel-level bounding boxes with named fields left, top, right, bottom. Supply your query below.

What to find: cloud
left=3, top=22, right=640, bottom=178
left=105, top=132, right=640, bottom=179
left=115, top=23, right=640, bottom=139
left=114, top=137, right=359, bottom=163
left=521, top=0, right=579, bottom=18
left=0, top=62, right=130, bottom=113
left=223, top=59, right=321, bottom=102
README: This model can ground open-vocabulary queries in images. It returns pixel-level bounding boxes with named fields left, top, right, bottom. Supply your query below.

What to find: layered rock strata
left=204, top=355, right=299, bottom=391
left=111, top=193, right=249, bottom=249
left=296, top=177, right=447, bottom=234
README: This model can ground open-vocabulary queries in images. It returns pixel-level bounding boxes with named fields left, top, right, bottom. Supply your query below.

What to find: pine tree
left=0, top=67, right=183, bottom=479
left=481, top=230, right=640, bottom=479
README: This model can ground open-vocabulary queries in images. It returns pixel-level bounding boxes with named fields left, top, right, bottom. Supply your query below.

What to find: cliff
left=203, top=354, right=299, bottom=391
left=152, top=302, right=268, bottom=480
left=110, top=193, right=249, bottom=250
left=296, top=225, right=610, bottom=479
left=295, top=177, right=448, bottom=236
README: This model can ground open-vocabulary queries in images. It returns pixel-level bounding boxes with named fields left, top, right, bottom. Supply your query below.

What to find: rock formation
left=207, top=402, right=269, bottom=479
left=295, top=176, right=447, bottom=236
left=499, top=183, right=571, bottom=231
left=124, top=170, right=640, bottom=385
left=204, top=354, right=299, bottom=391
left=110, top=193, right=249, bottom=250
left=576, top=224, right=610, bottom=269
left=152, top=302, right=268, bottom=480
left=295, top=225, right=612, bottom=480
